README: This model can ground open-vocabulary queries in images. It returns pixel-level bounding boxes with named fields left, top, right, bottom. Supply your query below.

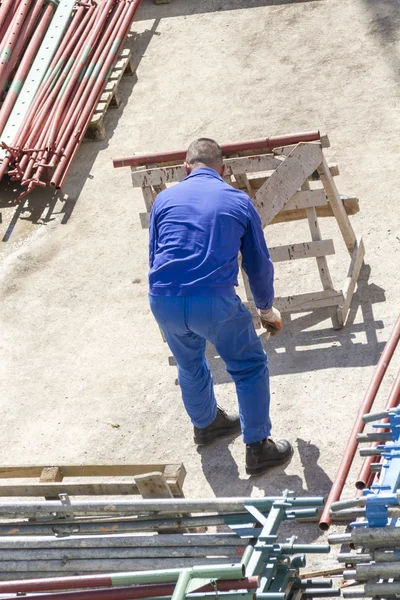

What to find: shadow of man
left=198, top=435, right=332, bottom=543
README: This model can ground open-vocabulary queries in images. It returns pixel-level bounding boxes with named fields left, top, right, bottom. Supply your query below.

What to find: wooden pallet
left=129, top=135, right=364, bottom=330
left=85, top=49, right=135, bottom=142
left=0, top=463, right=186, bottom=498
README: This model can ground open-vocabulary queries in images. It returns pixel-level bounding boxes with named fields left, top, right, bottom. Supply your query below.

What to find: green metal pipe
left=241, top=545, right=255, bottom=569
left=171, top=569, right=191, bottom=600
left=112, top=564, right=245, bottom=587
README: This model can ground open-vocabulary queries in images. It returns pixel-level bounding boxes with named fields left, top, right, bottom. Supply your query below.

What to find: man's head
left=185, top=138, right=224, bottom=176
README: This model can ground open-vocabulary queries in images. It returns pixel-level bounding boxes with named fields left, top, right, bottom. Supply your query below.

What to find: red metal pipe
left=319, top=314, right=400, bottom=530
left=48, top=0, right=126, bottom=170
left=355, top=368, right=400, bottom=489
left=1, top=0, right=44, bottom=96
left=0, top=576, right=259, bottom=595
left=0, top=1, right=54, bottom=137
left=112, top=131, right=322, bottom=169
left=46, top=0, right=115, bottom=148
left=17, top=4, right=100, bottom=183
left=0, top=0, right=16, bottom=40
left=0, top=0, right=34, bottom=92
left=51, top=0, right=143, bottom=188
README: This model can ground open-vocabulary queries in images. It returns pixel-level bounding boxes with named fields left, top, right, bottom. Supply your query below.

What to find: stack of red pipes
left=0, top=0, right=141, bottom=199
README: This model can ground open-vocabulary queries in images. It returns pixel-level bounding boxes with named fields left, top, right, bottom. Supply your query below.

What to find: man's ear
left=219, top=164, right=226, bottom=177
left=184, top=162, right=192, bottom=176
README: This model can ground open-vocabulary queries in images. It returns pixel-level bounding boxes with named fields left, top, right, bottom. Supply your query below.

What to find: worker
left=148, top=138, right=293, bottom=475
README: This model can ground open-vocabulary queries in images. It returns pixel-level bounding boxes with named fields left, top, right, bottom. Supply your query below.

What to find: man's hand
left=259, top=306, right=282, bottom=336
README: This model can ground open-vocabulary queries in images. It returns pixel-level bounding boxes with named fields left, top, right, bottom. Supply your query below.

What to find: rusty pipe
left=0, top=575, right=259, bottom=595
left=319, top=313, right=400, bottom=530
left=356, top=368, right=400, bottom=489
left=112, top=131, right=322, bottom=168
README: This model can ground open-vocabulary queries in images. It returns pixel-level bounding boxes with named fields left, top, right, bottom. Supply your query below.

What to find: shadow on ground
left=198, top=436, right=330, bottom=542
left=138, top=0, right=325, bottom=21
left=361, top=0, right=400, bottom=79
left=169, top=263, right=386, bottom=382
left=0, top=22, right=161, bottom=242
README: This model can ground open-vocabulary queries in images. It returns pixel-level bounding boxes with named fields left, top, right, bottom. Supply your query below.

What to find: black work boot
left=246, top=438, right=293, bottom=475
left=194, top=407, right=241, bottom=446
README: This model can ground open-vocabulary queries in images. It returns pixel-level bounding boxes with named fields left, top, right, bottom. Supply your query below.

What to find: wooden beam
left=135, top=472, right=174, bottom=499
left=139, top=198, right=359, bottom=229
left=283, top=190, right=327, bottom=210
left=317, top=155, right=357, bottom=253
left=302, top=180, right=341, bottom=330
left=0, top=464, right=184, bottom=479
left=131, top=155, right=282, bottom=188
left=40, top=467, right=63, bottom=483
left=274, top=290, right=344, bottom=313
left=252, top=143, right=324, bottom=227
left=340, top=236, right=365, bottom=325
left=268, top=239, right=335, bottom=262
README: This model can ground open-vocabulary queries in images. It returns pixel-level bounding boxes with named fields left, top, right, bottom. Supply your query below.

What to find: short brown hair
left=186, top=138, right=223, bottom=168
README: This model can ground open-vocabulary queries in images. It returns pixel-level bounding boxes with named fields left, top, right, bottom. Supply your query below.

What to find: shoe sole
left=194, top=425, right=241, bottom=446
left=245, top=450, right=293, bottom=476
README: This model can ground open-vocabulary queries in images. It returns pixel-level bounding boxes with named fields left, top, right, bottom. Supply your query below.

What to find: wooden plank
left=268, top=239, right=335, bottom=262
left=283, top=189, right=327, bottom=210
left=163, top=464, right=186, bottom=497
left=139, top=198, right=359, bottom=230
left=135, top=472, right=174, bottom=499
left=301, top=179, right=341, bottom=330
left=141, top=186, right=155, bottom=212
left=140, top=212, right=150, bottom=228
left=340, top=236, right=365, bottom=325
left=317, top=155, right=357, bottom=253
left=40, top=467, right=63, bottom=483
left=0, top=463, right=184, bottom=479
left=274, top=290, right=344, bottom=313
left=252, top=143, right=324, bottom=227
left=271, top=197, right=359, bottom=224
left=130, top=155, right=282, bottom=188
left=85, top=113, right=105, bottom=141
left=0, top=482, right=140, bottom=497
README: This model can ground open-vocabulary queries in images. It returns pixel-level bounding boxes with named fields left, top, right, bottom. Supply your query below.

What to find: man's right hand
left=259, top=306, right=283, bottom=335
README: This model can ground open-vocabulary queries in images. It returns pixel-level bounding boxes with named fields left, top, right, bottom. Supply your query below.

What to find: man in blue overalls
left=149, top=138, right=292, bottom=475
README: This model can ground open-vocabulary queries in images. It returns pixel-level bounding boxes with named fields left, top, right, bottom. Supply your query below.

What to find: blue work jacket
left=148, top=167, right=274, bottom=310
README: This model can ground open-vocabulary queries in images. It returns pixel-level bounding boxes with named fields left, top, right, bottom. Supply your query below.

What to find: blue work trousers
left=149, top=295, right=271, bottom=444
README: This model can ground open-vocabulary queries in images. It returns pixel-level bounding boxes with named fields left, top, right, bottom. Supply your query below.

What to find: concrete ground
left=1, top=0, right=400, bottom=559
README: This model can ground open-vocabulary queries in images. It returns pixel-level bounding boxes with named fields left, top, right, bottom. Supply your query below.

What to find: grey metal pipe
left=302, top=590, right=340, bottom=598
left=363, top=407, right=400, bottom=423
left=331, top=506, right=400, bottom=521
left=374, top=550, right=400, bottom=562
left=0, top=515, right=243, bottom=536
left=370, top=464, right=382, bottom=473
left=365, top=582, right=400, bottom=596
left=330, top=508, right=365, bottom=520
left=340, top=550, right=400, bottom=564
left=355, top=561, right=400, bottom=580
left=337, top=553, right=372, bottom=563
left=0, top=496, right=324, bottom=518
left=299, top=580, right=333, bottom=589
left=0, top=557, right=244, bottom=572
left=342, top=570, right=357, bottom=580
left=0, top=533, right=247, bottom=549
left=359, top=448, right=384, bottom=457
left=329, top=527, right=400, bottom=546
left=356, top=432, right=392, bottom=443
left=0, top=547, right=244, bottom=561
left=330, top=498, right=366, bottom=512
